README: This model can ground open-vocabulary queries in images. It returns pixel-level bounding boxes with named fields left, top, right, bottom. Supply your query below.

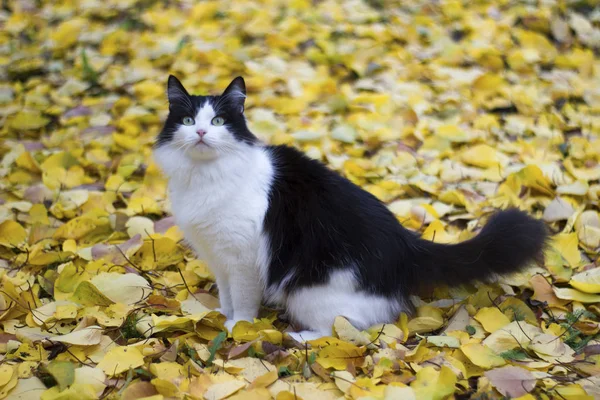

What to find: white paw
left=224, top=319, right=237, bottom=332
left=224, top=317, right=252, bottom=332
left=288, top=330, right=324, bottom=343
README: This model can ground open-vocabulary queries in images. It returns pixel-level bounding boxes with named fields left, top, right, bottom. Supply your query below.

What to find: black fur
left=263, top=145, right=547, bottom=305
left=155, top=75, right=257, bottom=147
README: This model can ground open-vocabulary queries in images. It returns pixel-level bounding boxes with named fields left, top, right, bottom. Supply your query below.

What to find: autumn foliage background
left=1, top=0, right=600, bottom=399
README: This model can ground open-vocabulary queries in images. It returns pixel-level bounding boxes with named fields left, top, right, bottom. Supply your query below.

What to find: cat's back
left=264, top=144, right=391, bottom=216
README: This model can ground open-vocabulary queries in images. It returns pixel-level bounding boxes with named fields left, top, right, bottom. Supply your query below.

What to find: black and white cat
left=153, top=76, right=547, bottom=341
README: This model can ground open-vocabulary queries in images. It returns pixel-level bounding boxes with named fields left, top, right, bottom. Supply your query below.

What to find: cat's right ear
left=167, top=75, right=189, bottom=105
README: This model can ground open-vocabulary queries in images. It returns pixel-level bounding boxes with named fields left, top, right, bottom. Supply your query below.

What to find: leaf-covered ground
left=1, top=0, right=600, bottom=399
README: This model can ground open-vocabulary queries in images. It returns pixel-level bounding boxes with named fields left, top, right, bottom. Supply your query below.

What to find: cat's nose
left=196, top=129, right=206, bottom=138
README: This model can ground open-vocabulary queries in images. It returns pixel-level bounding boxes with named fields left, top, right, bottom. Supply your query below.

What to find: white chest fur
left=153, top=146, right=274, bottom=284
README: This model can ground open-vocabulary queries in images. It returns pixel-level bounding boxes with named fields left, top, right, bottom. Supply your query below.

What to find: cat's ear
left=167, top=75, right=189, bottom=105
left=222, top=76, right=246, bottom=113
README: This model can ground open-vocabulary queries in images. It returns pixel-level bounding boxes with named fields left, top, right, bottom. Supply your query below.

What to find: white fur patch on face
left=165, top=101, right=246, bottom=162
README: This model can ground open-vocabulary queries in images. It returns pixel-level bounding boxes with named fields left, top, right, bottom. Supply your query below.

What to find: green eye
left=211, top=116, right=225, bottom=126
left=182, top=117, right=194, bottom=126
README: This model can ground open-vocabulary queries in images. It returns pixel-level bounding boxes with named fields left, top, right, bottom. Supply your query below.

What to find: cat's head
left=155, top=76, right=257, bottom=161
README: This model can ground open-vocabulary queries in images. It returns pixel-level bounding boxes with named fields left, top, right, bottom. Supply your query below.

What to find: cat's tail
left=408, top=209, right=547, bottom=289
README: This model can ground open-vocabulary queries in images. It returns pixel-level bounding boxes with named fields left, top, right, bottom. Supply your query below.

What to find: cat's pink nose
left=196, top=129, right=206, bottom=138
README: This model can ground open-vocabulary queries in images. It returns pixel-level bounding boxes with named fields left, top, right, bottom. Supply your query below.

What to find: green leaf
left=81, top=48, right=98, bottom=84
left=499, top=349, right=527, bottom=361
left=278, top=366, right=292, bottom=377
left=466, top=325, right=476, bottom=335
left=206, top=331, right=227, bottom=366
left=308, top=351, right=317, bottom=365
left=46, top=360, right=75, bottom=391
left=69, top=281, right=114, bottom=307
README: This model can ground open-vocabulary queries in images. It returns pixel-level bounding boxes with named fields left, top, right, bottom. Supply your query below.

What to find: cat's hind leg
left=284, top=270, right=402, bottom=341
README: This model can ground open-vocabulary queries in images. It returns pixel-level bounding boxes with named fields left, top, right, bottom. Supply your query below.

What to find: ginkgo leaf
left=410, top=366, right=457, bottom=400
left=474, top=307, right=511, bottom=333
left=569, top=268, right=600, bottom=294
left=90, top=273, right=151, bottom=305
left=553, top=287, right=600, bottom=303
left=460, top=343, right=506, bottom=369
left=484, top=366, right=537, bottom=398
left=314, top=338, right=365, bottom=370
left=45, top=361, right=74, bottom=392
left=0, top=221, right=27, bottom=247
left=97, top=346, right=145, bottom=376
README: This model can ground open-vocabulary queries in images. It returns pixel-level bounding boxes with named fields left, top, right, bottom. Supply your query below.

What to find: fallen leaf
left=484, top=366, right=537, bottom=398
left=97, top=346, right=145, bottom=376
left=460, top=343, right=506, bottom=369
left=569, top=267, right=600, bottom=294
left=410, top=366, right=457, bottom=400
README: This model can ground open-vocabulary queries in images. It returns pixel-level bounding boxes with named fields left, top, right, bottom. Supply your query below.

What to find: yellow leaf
left=474, top=307, right=511, bottom=333
left=332, top=370, right=355, bottom=394
left=73, top=366, right=106, bottom=397
left=0, top=365, right=14, bottom=387
left=228, top=388, right=272, bottom=400
left=0, top=220, right=27, bottom=247
left=8, top=110, right=50, bottom=130
left=97, top=346, right=145, bottom=376
left=248, top=370, right=278, bottom=389
left=349, top=377, right=385, bottom=399
left=132, top=237, right=184, bottom=270
left=407, top=306, right=444, bottom=335
left=315, top=339, right=365, bottom=370
left=49, top=19, right=85, bottom=50
left=231, top=321, right=259, bottom=342
left=460, top=343, right=506, bottom=369
left=553, top=287, right=600, bottom=303
left=460, top=144, right=508, bottom=168
left=203, top=380, right=246, bottom=400
left=564, top=159, right=600, bottom=182
left=551, top=233, right=582, bottom=268
left=482, top=321, right=541, bottom=353
left=515, top=165, right=554, bottom=196
left=151, top=378, right=180, bottom=397
left=499, top=297, right=537, bottom=325
left=0, top=369, right=19, bottom=399
left=126, top=216, right=155, bottom=239
left=410, top=366, right=457, bottom=400
left=554, top=384, right=594, bottom=400
left=570, top=267, right=600, bottom=294
left=333, top=316, right=372, bottom=347
left=53, top=215, right=105, bottom=240
left=40, top=384, right=97, bottom=400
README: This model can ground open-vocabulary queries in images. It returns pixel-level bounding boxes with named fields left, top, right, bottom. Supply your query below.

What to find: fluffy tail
left=409, top=209, right=547, bottom=289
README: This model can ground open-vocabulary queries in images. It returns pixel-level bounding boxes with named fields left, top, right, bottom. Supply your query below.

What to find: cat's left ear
left=222, top=77, right=246, bottom=113
left=167, top=75, right=190, bottom=106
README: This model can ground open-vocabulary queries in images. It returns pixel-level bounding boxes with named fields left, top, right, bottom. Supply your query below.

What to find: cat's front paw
left=224, top=319, right=237, bottom=332
left=224, top=318, right=250, bottom=332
